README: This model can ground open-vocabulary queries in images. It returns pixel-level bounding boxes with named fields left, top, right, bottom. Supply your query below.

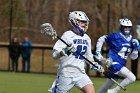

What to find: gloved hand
left=94, top=51, right=104, bottom=61
left=104, top=58, right=112, bottom=67
left=91, top=62, right=104, bottom=73
left=97, top=57, right=112, bottom=67
left=66, top=43, right=77, bottom=53
left=137, top=45, right=140, bottom=50
left=60, top=43, right=76, bottom=56
left=132, top=39, right=139, bottom=48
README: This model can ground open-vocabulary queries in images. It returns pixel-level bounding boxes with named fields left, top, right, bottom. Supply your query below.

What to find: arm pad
left=129, top=49, right=138, bottom=60
left=96, top=35, right=107, bottom=52
left=52, top=50, right=61, bottom=59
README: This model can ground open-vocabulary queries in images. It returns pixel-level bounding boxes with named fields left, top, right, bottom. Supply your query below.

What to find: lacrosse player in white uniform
left=51, top=11, right=104, bottom=93
left=95, top=18, right=139, bottom=93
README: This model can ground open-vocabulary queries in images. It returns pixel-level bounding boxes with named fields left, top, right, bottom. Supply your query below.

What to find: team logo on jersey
left=73, top=39, right=88, bottom=45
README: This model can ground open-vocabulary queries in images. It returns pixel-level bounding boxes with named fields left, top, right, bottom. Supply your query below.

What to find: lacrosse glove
left=132, top=39, right=139, bottom=48
left=60, top=44, right=76, bottom=56
left=91, top=62, right=104, bottom=73
left=137, top=45, right=140, bottom=50
left=103, top=58, right=112, bottom=67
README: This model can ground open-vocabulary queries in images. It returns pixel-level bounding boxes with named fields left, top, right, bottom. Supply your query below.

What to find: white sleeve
left=129, top=49, right=138, bottom=60
left=52, top=49, right=61, bottom=59
left=52, top=32, right=68, bottom=59
left=86, top=37, right=94, bottom=62
left=96, top=35, right=107, bottom=52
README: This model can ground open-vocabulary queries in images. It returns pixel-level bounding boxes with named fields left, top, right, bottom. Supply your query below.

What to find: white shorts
left=54, top=73, right=93, bottom=93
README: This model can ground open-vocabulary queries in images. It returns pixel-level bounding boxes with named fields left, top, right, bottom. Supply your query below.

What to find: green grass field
left=0, top=72, right=139, bottom=93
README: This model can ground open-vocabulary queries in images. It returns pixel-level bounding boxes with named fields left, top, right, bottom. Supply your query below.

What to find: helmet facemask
left=77, top=19, right=89, bottom=33
left=120, top=26, right=132, bottom=36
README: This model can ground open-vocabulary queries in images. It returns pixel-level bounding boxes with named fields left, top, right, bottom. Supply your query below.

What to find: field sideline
left=0, top=72, right=139, bottom=93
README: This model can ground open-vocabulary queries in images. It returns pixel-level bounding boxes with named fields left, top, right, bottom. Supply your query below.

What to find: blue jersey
left=105, top=32, right=133, bottom=66
left=96, top=32, right=137, bottom=76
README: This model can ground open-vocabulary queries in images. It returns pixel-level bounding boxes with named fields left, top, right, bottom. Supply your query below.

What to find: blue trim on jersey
left=53, top=76, right=59, bottom=93
left=71, top=30, right=85, bottom=37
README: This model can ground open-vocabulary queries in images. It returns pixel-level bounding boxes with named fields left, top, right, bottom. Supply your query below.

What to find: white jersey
left=53, top=30, right=94, bottom=77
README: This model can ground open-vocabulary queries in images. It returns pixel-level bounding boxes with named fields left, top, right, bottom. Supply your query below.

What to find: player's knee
left=81, top=84, right=95, bottom=93
left=131, top=75, right=136, bottom=82
left=129, top=74, right=136, bottom=83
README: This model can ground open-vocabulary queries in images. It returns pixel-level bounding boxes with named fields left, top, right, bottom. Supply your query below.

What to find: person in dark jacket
left=9, top=37, right=21, bottom=72
left=21, top=36, right=32, bottom=73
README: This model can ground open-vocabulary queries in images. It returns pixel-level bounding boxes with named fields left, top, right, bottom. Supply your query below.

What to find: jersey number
left=118, top=47, right=131, bottom=59
left=73, top=45, right=87, bottom=59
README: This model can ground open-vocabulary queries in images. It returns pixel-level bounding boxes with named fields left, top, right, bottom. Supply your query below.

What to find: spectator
left=21, top=36, right=32, bottom=73
left=9, top=36, right=21, bottom=72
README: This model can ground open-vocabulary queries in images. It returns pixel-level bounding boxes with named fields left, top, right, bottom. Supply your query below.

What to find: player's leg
left=75, top=73, right=95, bottom=93
left=22, top=59, right=25, bottom=72
left=27, top=58, right=30, bottom=72
left=118, top=66, right=136, bottom=85
left=15, top=59, right=18, bottom=72
left=97, top=78, right=114, bottom=93
left=11, top=57, right=15, bottom=71
left=81, top=84, right=95, bottom=93
left=13, top=58, right=18, bottom=72
left=54, top=75, right=74, bottom=93
left=48, top=79, right=57, bottom=92
left=108, top=66, right=136, bottom=93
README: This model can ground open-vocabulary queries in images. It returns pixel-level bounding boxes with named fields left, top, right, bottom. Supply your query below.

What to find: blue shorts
left=108, top=63, right=123, bottom=78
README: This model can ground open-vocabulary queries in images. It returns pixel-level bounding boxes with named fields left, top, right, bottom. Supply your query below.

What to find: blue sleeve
left=105, top=33, right=116, bottom=46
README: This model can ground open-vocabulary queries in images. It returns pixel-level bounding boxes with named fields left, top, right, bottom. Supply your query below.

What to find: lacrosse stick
left=40, top=23, right=126, bottom=91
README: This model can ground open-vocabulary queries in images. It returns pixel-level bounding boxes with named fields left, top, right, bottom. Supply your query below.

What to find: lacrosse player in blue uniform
left=51, top=11, right=104, bottom=93
left=95, top=18, right=139, bottom=93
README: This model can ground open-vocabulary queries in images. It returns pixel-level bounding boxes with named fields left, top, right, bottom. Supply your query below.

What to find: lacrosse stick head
left=40, top=23, right=57, bottom=40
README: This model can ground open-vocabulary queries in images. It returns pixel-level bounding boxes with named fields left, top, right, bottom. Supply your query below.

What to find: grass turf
left=0, top=72, right=139, bottom=93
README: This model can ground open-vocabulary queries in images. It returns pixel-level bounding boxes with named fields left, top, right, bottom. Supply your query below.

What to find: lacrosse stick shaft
left=103, top=72, right=126, bottom=91
left=57, top=36, right=70, bottom=47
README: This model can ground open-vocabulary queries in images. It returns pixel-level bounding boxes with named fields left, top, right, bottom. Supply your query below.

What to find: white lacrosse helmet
left=119, top=18, right=132, bottom=36
left=120, top=18, right=132, bottom=26
left=69, top=11, right=89, bottom=36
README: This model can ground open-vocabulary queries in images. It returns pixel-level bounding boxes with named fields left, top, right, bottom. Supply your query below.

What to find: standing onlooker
left=21, top=36, right=32, bottom=73
left=9, top=36, right=21, bottom=72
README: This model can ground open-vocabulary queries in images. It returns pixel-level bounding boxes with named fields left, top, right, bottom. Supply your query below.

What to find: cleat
left=48, top=88, right=53, bottom=92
